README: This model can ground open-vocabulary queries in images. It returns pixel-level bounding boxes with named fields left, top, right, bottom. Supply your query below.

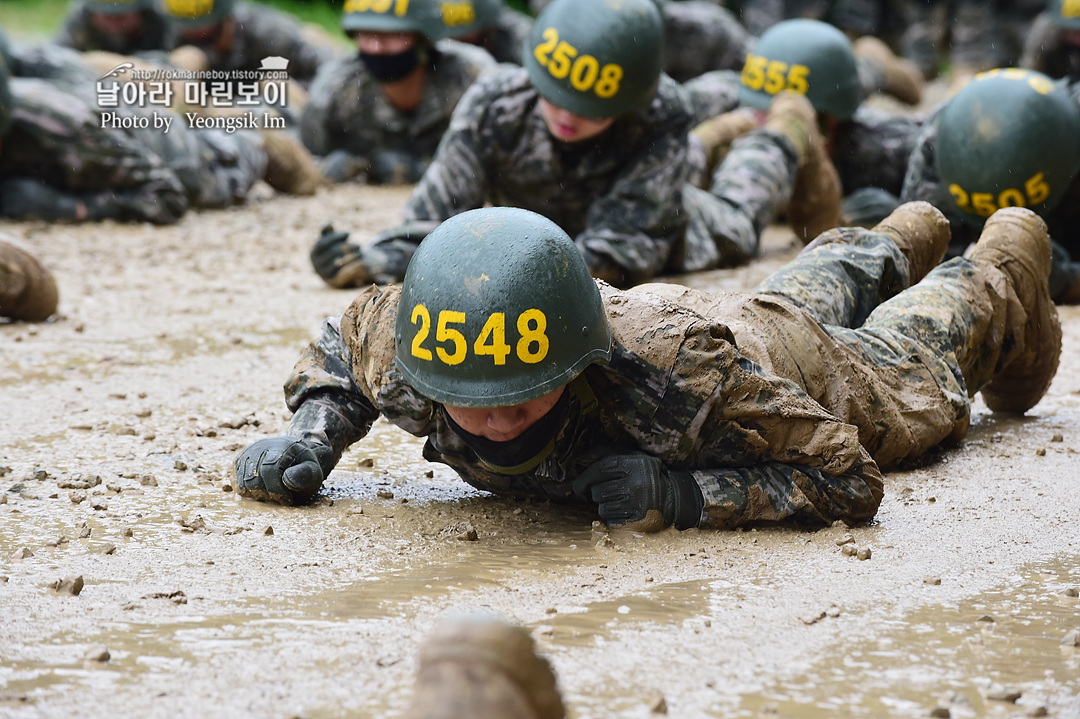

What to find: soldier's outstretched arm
left=0, top=176, right=187, bottom=225
left=234, top=309, right=381, bottom=504
left=402, top=79, right=492, bottom=223
left=574, top=116, right=691, bottom=286
left=691, top=455, right=883, bottom=529
left=572, top=451, right=882, bottom=532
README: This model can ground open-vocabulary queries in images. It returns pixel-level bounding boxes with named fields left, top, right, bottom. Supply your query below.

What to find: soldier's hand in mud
left=0, top=178, right=87, bottom=222
left=573, top=453, right=703, bottom=532
left=233, top=437, right=333, bottom=505
left=311, top=224, right=368, bottom=288
left=319, top=149, right=370, bottom=183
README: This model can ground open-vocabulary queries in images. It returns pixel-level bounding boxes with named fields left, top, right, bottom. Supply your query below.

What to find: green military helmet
left=523, top=0, right=664, bottom=118
left=342, top=0, right=446, bottom=40
left=935, top=68, right=1080, bottom=227
left=161, top=0, right=236, bottom=28
left=738, top=18, right=861, bottom=121
left=1049, top=0, right=1080, bottom=30
left=85, top=0, right=155, bottom=14
left=395, top=207, right=613, bottom=408
left=438, top=0, right=502, bottom=39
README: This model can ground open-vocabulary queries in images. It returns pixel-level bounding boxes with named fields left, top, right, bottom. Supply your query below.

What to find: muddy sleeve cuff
left=284, top=315, right=381, bottom=465
left=691, top=457, right=884, bottom=530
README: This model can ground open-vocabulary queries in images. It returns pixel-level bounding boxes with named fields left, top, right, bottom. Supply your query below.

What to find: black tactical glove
left=319, top=149, right=371, bottom=183
left=311, top=224, right=367, bottom=287
left=369, top=149, right=428, bottom=185
left=233, top=436, right=334, bottom=505
left=572, top=453, right=703, bottom=532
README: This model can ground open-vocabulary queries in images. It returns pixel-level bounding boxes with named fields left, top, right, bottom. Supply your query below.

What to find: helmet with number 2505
left=523, top=0, right=664, bottom=118
left=395, top=208, right=613, bottom=408
left=935, top=68, right=1080, bottom=227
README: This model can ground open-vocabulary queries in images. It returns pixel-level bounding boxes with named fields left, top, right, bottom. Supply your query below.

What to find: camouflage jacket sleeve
left=597, top=285, right=884, bottom=529
left=401, top=70, right=504, bottom=222
left=833, top=107, right=924, bottom=197
left=574, top=84, right=692, bottom=284
left=299, top=57, right=366, bottom=160
left=283, top=296, right=384, bottom=465
left=899, top=113, right=980, bottom=250
left=1, top=79, right=188, bottom=225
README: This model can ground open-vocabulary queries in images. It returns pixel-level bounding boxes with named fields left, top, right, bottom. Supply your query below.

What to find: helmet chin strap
left=441, top=390, right=571, bottom=475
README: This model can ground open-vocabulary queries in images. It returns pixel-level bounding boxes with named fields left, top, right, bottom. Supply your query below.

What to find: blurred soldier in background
left=300, top=0, right=497, bottom=184
left=900, top=67, right=1080, bottom=303
left=1022, top=0, right=1080, bottom=79
left=438, top=0, right=533, bottom=65
left=56, top=0, right=169, bottom=56
left=310, top=0, right=834, bottom=287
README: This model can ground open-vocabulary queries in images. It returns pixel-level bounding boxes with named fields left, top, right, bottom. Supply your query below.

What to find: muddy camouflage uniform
left=900, top=82, right=1080, bottom=299
left=682, top=69, right=922, bottom=215
left=1021, top=11, right=1080, bottom=79
left=300, top=40, right=497, bottom=185
left=283, top=219, right=1037, bottom=528
left=357, top=66, right=797, bottom=285
left=56, top=1, right=169, bottom=55
left=167, top=1, right=332, bottom=86
left=0, top=76, right=265, bottom=224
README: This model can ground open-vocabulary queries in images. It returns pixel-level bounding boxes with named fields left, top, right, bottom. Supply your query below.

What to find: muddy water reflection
left=733, top=555, right=1080, bottom=718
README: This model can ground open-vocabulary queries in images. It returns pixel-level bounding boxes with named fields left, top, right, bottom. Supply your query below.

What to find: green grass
left=0, top=0, right=72, bottom=40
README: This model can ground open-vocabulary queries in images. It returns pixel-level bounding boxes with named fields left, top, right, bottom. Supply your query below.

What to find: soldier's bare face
left=354, top=31, right=417, bottom=55
left=538, top=98, right=615, bottom=143
left=89, top=11, right=143, bottom=36
left=443, top=387, right=566, bottom=442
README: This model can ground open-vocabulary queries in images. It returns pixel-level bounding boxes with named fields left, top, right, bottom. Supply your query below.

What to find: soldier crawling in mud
left=439, top=0, right=533, bottom=66
left=900, top=67, right=1080, bottom=303
left=311, top=0, right=837, bottom=289
left=160, top=0, right=332, bottom=88
left=233, top=199, right=1060, bottom=533
left=0, top=39, right=266, bottom=224
left=1022, top=0, right=1080, bottom=79
left=299, top=0, right=497, bottom=185
left=57, top=0, right=169, bottom=56
left=688, top=18, right=926, bottom=236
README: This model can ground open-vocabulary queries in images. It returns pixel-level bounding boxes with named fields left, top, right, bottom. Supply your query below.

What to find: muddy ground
left=1, top=181, right=1079, bottom=719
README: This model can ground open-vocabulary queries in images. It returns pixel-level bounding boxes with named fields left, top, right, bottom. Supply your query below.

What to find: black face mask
left=442, top=390, right=571, bottom=474
left=360, top=47, right=422, bottom=83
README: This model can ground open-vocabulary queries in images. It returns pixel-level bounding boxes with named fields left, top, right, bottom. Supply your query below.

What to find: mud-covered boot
left=870, top=201, right=951, bottom=284
left=0, top=239, right=59, bottom=322
left=969, top=208, right=1061, bottom=413
left=261, top=130, right=325, bottom=196
left=404, top=616, right=565, bottom=719
left=691, top=108, right=758, bottom=176
left=853, top=36, right=925, bottom=106
left=766, top=93, right=842, bottom=243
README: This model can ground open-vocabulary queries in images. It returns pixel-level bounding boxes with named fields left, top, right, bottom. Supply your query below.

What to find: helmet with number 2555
left=739, top=18, right=861, bottom=121
left=395, top=208, right=613, bottom=408
left=523, top=0, right=664, bottom=118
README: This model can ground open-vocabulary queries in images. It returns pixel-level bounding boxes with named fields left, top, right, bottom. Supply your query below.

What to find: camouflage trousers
left=665, top=226, right=1022, bottom=468
left=679, top=129, right=797, bottom=272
